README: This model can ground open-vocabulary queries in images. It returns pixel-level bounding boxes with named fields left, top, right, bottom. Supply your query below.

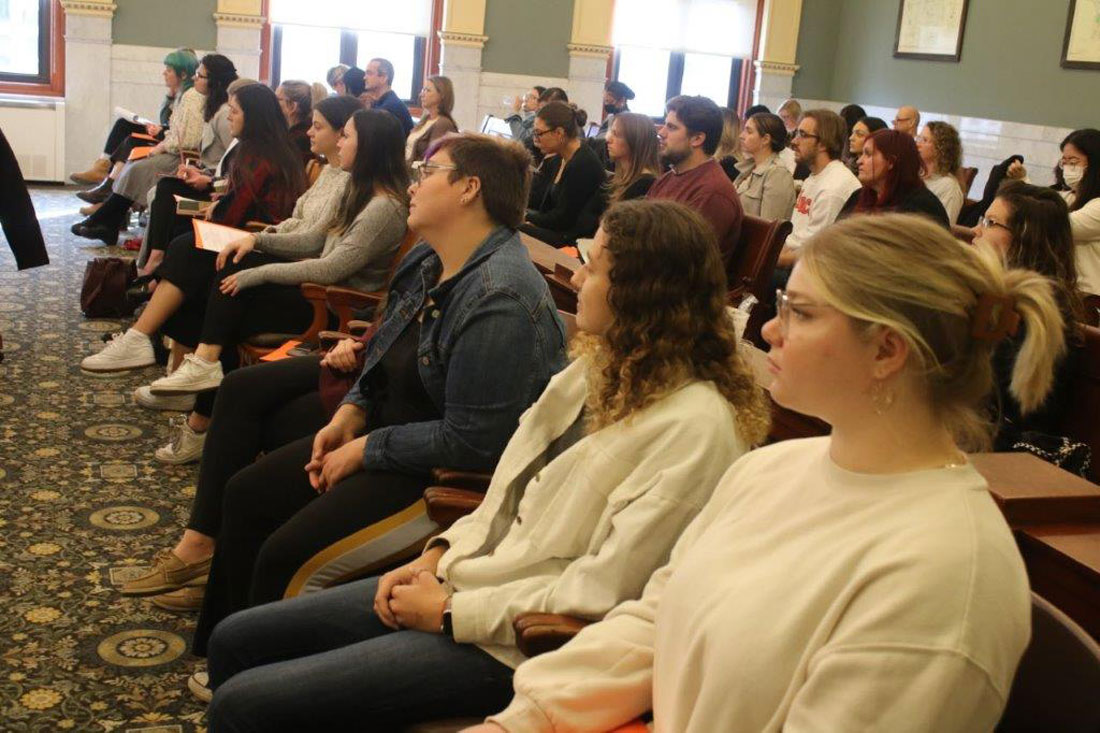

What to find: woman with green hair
left=71, top=47, right=199, bottom=188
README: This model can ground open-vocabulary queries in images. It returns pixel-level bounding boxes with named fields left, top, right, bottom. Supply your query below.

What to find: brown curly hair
left=573, top=200, right=771, bottom=444
left=925, top=120, right=962, bottom=176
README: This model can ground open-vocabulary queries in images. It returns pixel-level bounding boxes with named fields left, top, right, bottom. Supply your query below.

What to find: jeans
left=207, top=576, right=515, bottom=732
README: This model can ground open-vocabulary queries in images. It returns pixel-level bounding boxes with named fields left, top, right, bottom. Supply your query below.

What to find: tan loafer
left=188, top=670, right=212, bottom=704
left=120, top=550, right=211, bottom=596
left=70, top=158, right=111, bottom=185
left=150, top=585, right=205, bottom=612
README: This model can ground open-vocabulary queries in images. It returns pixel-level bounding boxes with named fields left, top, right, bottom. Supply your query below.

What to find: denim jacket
left=341, top=226, right=568, bottom=475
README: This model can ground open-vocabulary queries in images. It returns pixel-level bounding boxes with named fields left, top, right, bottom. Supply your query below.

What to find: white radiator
left=0, top=96, right=66, bottom=183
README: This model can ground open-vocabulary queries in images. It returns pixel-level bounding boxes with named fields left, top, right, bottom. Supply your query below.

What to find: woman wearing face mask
left=471, top=213, right=1062, bottom=733
left=973, top=180, right=1086, bottom=456
left=201, top=199, right=769, bottom=730
left=842, top=129, right=949, bottom=228
left=1056, top=128, right=1100, bottom=296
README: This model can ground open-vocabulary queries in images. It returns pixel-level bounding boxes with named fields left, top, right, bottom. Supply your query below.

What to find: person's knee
left=252, top=530, right=304, bottom=601
left=207, top=611, right=256, bottom=688
left=221, top=465, right=268, bottom=524
left=207, top=670, right=274, bottom=733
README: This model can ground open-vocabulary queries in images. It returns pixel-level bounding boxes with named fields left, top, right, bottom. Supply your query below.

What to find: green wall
left=481, top=0, right=573, bottom=78
left=818, top=0, right=1100, bottom=129
left=112, top=0, right=217, bottom=50
left=790, top=0, right=842, bottom=100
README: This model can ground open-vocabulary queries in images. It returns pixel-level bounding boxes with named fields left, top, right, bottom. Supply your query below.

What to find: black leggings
left=146, top=177, right=211, bottom=252
left=188, top=356, right=327, bottom=538
left=103, top=119, right=146, bottom=157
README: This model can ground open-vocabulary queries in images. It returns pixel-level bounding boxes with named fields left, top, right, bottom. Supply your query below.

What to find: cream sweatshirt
left=925, top=173, right=964, bottom=224
left=1062, top=191, right=1100, bottom=296
left=491, top=436, right=1031, bottom=733
left=786, top=159, right=861, bottom=250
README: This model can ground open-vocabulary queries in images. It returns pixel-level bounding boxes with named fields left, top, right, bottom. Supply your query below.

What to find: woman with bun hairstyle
left=522, top=100, right=606, bottom=246
left=474, top=213, right=1061, bottom=733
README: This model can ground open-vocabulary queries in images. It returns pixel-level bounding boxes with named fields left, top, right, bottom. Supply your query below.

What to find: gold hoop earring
left=870, top=379, right=895, bottom=416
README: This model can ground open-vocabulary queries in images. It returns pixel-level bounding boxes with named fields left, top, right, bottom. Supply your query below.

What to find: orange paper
left=192, top=219, right=247, bottom=253
left=130, top=132, right=158, bottom=142
left=560, top=246, right=580, bottom=260
left=127, top=146, right=154, bottom=161
left=260, top=340, right=303, bottom=362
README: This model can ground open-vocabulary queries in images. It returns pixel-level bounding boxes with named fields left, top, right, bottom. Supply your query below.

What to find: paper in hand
left=192, top=219, right=249, bottom=254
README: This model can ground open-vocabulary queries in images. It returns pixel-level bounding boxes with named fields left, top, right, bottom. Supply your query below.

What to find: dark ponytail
left=537, top=101, right=584, bottom=139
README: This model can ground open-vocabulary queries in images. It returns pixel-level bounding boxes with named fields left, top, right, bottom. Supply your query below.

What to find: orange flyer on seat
left=130, top=132, right=158, bottom=142
left=259, top=340, right=303, bottom=362
left=127, top=146, right=154, bottom=161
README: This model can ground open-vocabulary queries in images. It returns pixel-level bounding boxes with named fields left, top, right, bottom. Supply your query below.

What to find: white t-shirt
left=926, top=173, right=964, bottom=224
left=492, top=436, right=1031, bottom=733
left=1062, top=190, right=1100, bottom=296
left=786, top=159, right=862, bottom=250
left=777, top=145, right=797, bottom=175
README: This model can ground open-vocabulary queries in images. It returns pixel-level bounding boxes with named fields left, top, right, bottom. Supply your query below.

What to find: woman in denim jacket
left=123, top=135, right=566, bottom=686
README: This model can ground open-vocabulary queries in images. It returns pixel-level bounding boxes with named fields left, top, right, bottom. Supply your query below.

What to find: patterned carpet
left=1, top=187, right=208, bottom=732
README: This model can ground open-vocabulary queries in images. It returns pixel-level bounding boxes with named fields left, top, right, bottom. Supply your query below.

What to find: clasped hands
left=373, top=546, right=450, bottom=634
left=304, top=406, right=369, bottom=493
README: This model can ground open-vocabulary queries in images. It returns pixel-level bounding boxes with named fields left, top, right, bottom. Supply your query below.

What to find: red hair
left=854, top=129, right=927, bottom=212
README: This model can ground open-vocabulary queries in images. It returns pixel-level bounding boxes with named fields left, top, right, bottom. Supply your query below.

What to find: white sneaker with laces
left=149, top=353, right=223, bottom=395
left=80, top=328, right=155, bottom=373
left=155, top=417, right=206, bottom=465
left=188, top=670, right=212, bottom=704
left=134, top=385, right=196, bottom=412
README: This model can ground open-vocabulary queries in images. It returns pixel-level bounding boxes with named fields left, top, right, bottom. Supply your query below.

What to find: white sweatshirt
left=491, top=436, right=1031, bottom=733
left=786, top=159, right=862, bottom=250
left=1062, top=191, right=1100, bottom=295
left=925, top=173, right=964, bottom=224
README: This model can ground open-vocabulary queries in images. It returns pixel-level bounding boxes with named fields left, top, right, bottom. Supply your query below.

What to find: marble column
left=214, top=12, right=264, bottom=80
left=753, top=60, right=799, bottom=111
left=438, top=32, right=487, bottom=133
left=60, top=1, right=115, bottom=174
left=566, top=44, right=610, bottom=126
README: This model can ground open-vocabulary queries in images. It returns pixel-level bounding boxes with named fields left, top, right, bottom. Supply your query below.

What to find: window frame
left=259, top=0, right=441, bottom=110
left=611, top=48, right=743, bottom=120
left=0, top=0, right=64, bottom=97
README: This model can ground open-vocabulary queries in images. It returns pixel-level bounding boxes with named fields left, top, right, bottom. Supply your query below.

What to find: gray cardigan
left=241, top=194, right=409, bottom=293
left=734, top=153, right=797, bottom=222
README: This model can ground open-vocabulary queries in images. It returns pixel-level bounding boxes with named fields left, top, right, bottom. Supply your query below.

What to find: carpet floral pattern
left=1, top=188, right=207, bottom=732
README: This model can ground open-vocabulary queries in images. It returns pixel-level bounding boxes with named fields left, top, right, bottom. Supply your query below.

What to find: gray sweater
left=240, top=194, right=408, bottom=293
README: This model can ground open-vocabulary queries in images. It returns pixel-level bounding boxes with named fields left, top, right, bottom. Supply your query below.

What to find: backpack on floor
left=80, top=257, right=137, bottom=318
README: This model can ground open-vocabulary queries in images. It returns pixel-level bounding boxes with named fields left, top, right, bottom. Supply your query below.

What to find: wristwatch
left=440, top=595, right=454, bottom=637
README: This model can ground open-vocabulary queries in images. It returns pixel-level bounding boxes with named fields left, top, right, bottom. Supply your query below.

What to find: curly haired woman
left=202, top=199, right=771, bottom=731
left=917, top=120, right=965, bottom=223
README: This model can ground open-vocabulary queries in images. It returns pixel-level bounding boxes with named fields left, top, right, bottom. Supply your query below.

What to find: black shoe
left=70, top=219, right=92, bottom=236
left=76, top=177, right=113, bottom=204
left=75, top=222, right=120, bottom=247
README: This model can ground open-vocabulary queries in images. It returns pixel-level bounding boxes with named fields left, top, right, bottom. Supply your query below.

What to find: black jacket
left=0, top=126, right=48, bottom=270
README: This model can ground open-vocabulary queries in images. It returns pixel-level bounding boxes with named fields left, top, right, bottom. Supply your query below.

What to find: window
left=611, top=0, right=756, bottom=117
left=268, top=0, right=432, bottom=103
left=0, top=0, right=62, bottom=94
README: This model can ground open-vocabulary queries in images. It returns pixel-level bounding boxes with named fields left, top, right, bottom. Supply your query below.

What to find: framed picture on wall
left=893, top=0, right=970, bottom=62
left=1062, top=0, right=1100, bottom=70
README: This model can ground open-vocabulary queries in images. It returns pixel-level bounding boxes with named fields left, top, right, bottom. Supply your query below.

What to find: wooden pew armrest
left=514, top=613, right=592, bottom=658
left=424, top=487, right=486, bottom=528
left=430, top=468, right=492, bottom=491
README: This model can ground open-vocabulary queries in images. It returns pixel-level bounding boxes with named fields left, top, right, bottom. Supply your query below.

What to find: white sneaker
left=155, top=418, right=206, bottom=465
left=149, top=353, right=223, bottom=395
left=80, top=328, right=155, bottom=373
left=134, top=385, right=196, bottom=412
left=188, top=670, right=212, bottom=704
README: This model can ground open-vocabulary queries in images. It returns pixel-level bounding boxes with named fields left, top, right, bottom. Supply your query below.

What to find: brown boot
left=70, top=158, right=110, bottom=185
left=150, top=585, right=205, bottom=612
left=120, top=550, right=211, bottom=596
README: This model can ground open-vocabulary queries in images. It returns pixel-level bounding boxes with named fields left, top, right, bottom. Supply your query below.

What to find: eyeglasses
left=411, top=160, right=458, bottom=183
left=793, top=130, right=819, bottom=140
left=978, top=216, right=1010, bottom=232
left=532, top=128, right=554, bottom=140
left=195, top=72, right=209, bottom=80
left=775, top=288, right=833, bottom=336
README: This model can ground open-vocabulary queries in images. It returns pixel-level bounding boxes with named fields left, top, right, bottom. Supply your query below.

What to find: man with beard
left=647, top=95, right=743, bottom=268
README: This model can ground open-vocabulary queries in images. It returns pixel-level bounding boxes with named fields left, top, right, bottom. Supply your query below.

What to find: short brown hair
left=430, top=133, right=532, bottom=229
left=801, top=109, right=847, bottom=160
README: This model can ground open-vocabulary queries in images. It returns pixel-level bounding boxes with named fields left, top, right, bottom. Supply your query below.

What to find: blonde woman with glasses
left=472, top=213, right=1063, bottom=733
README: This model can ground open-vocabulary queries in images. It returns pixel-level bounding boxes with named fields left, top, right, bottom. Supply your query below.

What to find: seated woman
left=70, top=48, right=199, bottom=188
left=200, top=199, right=771, bottom=729
left=504, top=85, right=544, bottom=146
left=733, top=112, right=797, bottom=221
left=845, top=115, right=886, bottom=174
left=572, top=111, right=660, bottom=238
left=715, top=107, right=743, bottom=180
left=327, top=64, right=349, bottom=95
left=1057, top=128, right=1100, bottom=297
left=521, top=101, right=605, bottom=247
left=275, top=80, right=316, bottom=164
left=80, top=83, right=306, bottom=374
left=406, top=75, right=459, bottom=164
left=842, top=129, right=949, bottom=228
left=917, top=120, right=965, bottom=224
left=475, top=213, right=1063, bottom=733
left=72, top=54, right=238, bottom=246
left=975, top=180, right=1086, bottom=457
left=136, top=108, right=409, bottom=465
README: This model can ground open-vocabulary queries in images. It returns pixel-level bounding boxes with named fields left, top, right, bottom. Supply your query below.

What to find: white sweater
left=786, top=159, right=861, bottom=250
left=426, top=356, right=752, bottom=670
left=492, top=437, right=1030, bottom=733
left=1062, top=191, right=1100, bottom=295
left=925, top=172, right=964, bottom=224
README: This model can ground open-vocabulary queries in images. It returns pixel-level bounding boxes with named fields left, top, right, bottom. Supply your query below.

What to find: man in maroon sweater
left=647, top=95, right=743, bottom=269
